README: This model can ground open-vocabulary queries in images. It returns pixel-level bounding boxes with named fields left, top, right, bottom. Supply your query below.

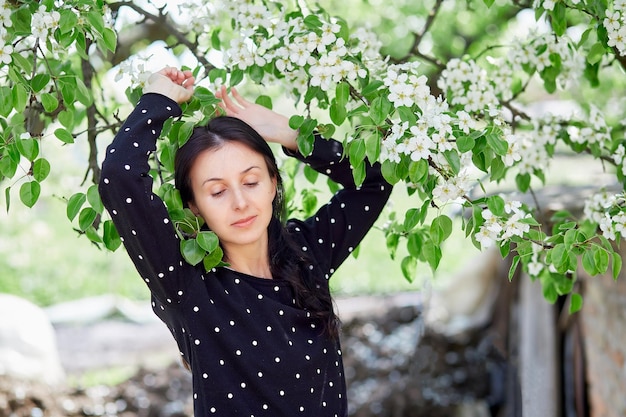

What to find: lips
left=232, top=215, right=256, bottom=227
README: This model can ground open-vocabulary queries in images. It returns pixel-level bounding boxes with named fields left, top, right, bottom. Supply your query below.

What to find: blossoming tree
left=1, top=0, right=625, bottom=313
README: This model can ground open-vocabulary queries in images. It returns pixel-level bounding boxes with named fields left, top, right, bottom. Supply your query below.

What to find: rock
left=0, top=294, right=65, bottom=385
left=424, top=248, right=502, bottom=339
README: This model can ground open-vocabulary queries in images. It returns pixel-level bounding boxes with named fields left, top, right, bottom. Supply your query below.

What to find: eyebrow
left=201, top=165, right=262, bottom=186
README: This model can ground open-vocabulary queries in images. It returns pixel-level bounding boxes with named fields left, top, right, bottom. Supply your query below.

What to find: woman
left=99, top=67, right=392, bottom=417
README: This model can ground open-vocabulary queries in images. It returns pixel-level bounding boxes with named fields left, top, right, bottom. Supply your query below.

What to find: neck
left=222, top=243, right=272, bottom=279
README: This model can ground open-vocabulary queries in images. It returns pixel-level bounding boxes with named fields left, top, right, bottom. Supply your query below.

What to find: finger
left=230, top=87, right=250, bottom=108
left=216, top=100, right=233, bottom=116
left=219, top=86, right=240, bottom=113
left=183, top=77, right=195, bottom=91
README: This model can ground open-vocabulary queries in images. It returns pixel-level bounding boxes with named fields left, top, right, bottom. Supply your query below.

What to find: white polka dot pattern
left=98, top=93, right=392, bottom=417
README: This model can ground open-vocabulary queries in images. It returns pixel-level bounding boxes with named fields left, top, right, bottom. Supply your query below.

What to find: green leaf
left=301, top=189, right=318, bottom=216
left=381, top=160, right=401, bottom=184
left=593, top=247, right=609, bottom=274
left=486, top=133, right=508, bottom=156
left=550, top=2, right=567, bottom=36
left=582, top=249, right=597, bottom=276
left=613, top=251, right=622, bottom=280
left=486, top=195, right=505, bottom=216
left=67, top=192, right=86, bottom=221
left=543, top=282, right=559, bottom=304
left=408, top=159, right=428, bottom=183
left=41, top=93, right=59, bottom=112
left=229, top=68, right=244, bottom=86
left=508, top=255, right=520, bottom=281
left=483, top=0, right=495, bottom=7
left=197, top=231, right=219, bottom=252
left=102, top=220, right=121, bottom=251
left=0, top=86, right=13, bottom=117
left=330, top=99, right=347, bottom=125
left=303, top=164, right=319, bottom=184
left=181, top=239, right=205, bottom=266
left=87, top=184, right=104, bottom=213
left=4, top=186, right=10, bottom=211
left=10, top=7, right=32, bottom=35
left=58, top=110, right=75, bottom=128
left=255, top=95, right=272, bottom=109
left=78, top=207, right=97, bottom=231
left=16, top=137, right=39, bottom=161
left=335, top=82, right=350, bottom=106
left=348, top=139, right=366, bottom=168
left=12, top=84, right=28, bottom=113
left=203, top=246, right=225, bottom=271
left=32, top=158, right=50, bottom=182
left=102, top=28, right=117, bottom=53
left=211, top=29, right=221, bottom=49
left=516, top=173, right=531, bottom=192
left=84, top=225, right=102, bottom=244
left=59, top=8, right=78, bottom=34
left=442, top=150, right=461, bottom=175
left=351, top=160, right=366, bottom=186
left=11, top=52, right=33, bottom=75
left=407, top=232, right=422, bottom=258
left=400, top=256, right=417, bottom=283
left=177, top=121, right=195, bottom=147
left=31, top=74, right=51, bottom=93
left=55, top=128, right=75, bottom=144
left=86, top=10, right=105, bottom=34
left=403, top=208, right=421, bottom=232
left=587, top=42, right=606, bottom=65
left=430, top=215, right=453, bottom=245
left=423, top=239, right=442, bottom=271
left=457, top=135, right=475, bottom=153
left=569, top=293, right=583, bottom=314
left=296, top=132, right=315, bottom=157
left=364, top=131, right=381, bottom=163
left=0, top=153, right=18, bottom=179
left=361, top=80, right=383, bottom=98
left=317, top=123, right=336, bottom=139
left=303, top=14, right=323, bottom=30
left=74, top=77, right=93, bottom=106
left=386, top=232, right=400, bottom=260
left=370, top=96, right=392, bottom=125
left=19, top=181, right=40, bottom=208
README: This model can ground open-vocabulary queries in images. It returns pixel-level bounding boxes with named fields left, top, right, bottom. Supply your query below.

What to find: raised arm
left=285, top=135, right=393, bottom=279
left=216, top=85, right=299, bottom=150
left=98, top=68, right=196, bottom=305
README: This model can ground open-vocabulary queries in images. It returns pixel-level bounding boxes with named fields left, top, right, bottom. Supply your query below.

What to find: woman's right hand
left=143, top=67, right=195, bottom=104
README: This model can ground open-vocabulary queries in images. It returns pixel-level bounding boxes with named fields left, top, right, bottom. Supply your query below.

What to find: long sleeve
left=98, top=93, right=195, bottom=306
left=285, top=135, right=393, bottom=280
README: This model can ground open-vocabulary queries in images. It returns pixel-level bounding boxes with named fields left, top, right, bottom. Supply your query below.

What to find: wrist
left=278, top=126, right=299, bottom=151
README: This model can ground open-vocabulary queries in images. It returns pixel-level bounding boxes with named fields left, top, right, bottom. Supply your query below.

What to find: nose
left=231, top=187, right=248, bottom=210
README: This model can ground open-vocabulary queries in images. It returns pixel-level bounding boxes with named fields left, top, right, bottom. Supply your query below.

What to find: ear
left=188, top=201, right=201, bottom=217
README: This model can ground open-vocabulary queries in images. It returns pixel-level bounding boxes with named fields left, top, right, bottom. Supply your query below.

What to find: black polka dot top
left=99, top=93, right=392, bottom=417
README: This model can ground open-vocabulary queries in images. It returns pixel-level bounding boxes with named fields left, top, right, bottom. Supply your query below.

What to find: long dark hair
left=174, top=116, right=339, bottom=339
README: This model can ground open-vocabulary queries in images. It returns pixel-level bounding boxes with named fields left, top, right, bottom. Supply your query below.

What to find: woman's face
left=187, top=141, right=277, bottom=252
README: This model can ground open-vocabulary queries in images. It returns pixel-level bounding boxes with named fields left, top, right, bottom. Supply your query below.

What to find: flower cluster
left=604, top=1, right=626, bottom=56
left=31, top=5, right=60, bottom=40
left=438, top=58, right=499, bottom=113
left=584, top=191, right=626, bottom=241
left=508, top=30, right=585, bottom=89
left=475, top=199, right=531, bottom=249
left=201, top=1, right=379, bottom=95
left=0, top=0, right=12, bottom=65
left=113, top=57, right=152, bottom=89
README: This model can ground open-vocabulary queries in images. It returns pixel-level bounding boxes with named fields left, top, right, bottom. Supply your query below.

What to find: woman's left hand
left=216, top=86, right=298, bottom=150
